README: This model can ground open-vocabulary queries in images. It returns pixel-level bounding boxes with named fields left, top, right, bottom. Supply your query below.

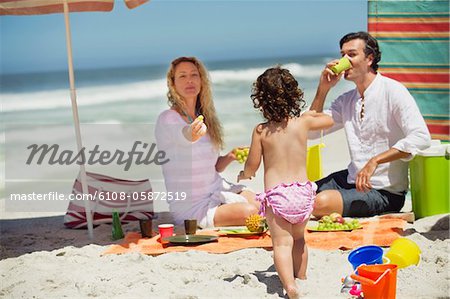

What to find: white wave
left=210, top=62, right=322, bottom=83
left=211, top=67, right=266, bottom=83
left=283, top=63, right=324, bottom=79
left=2, top=79, right=167, bottom=113
left=2, top=62, right=322, bottom=113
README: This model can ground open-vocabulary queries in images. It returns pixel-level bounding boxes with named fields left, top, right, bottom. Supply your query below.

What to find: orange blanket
left=103, top=218, right=406, bottom=255
left=102, top=230, right=273, bottom=256
left=305, top=218, right=406, bottom=250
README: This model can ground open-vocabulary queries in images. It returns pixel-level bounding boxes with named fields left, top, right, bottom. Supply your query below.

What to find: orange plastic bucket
left=351, top=264, right=398, bottom=299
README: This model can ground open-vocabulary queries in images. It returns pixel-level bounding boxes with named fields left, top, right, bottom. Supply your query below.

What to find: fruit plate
left=307, top=225, right=363, bottom=232
left=219, top=227, right=268, bottom=237
left=165, top=235, right=218, bottom=245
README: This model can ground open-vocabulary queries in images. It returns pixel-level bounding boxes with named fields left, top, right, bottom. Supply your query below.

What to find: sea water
left=1, top=55, right=355, bottom=213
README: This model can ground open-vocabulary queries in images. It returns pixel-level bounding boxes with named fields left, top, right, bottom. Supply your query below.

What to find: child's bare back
left=252, top=111, right=333, bottom=190
left=257, top=116, right=309, bottom=190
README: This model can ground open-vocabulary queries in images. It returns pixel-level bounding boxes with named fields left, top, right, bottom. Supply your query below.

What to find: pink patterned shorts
left=256, top=181, right=317, bottom=224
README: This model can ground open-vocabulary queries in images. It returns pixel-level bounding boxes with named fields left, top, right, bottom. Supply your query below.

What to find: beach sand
left=1, top=130, right=449, bottom=298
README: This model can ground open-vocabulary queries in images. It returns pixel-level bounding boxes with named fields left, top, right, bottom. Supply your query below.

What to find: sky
left=0, top=0, right=367, bottom=74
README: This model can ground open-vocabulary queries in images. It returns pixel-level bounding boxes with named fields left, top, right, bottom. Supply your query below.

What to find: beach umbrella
left=0, top=0, right=151, bottom=239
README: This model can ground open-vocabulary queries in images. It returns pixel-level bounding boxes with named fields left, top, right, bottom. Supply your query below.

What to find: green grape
left=321, top=216, right=333, bottom=224
left=234, top=148, right=249, bottom=164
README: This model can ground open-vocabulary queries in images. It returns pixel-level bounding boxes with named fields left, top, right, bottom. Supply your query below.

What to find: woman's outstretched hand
left=189, top=115, right=207, bottom=142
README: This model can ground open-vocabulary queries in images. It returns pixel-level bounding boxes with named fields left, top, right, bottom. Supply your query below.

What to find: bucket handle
left=351, top=267, right=391, bottom=286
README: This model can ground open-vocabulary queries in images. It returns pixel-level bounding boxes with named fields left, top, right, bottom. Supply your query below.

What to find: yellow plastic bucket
left=307, top=143, right=325, bottom=181
left=385, top=238, right=421, bottom=269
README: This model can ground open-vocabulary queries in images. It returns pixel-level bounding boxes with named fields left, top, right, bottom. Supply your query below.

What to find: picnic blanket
left=305, top=218, right=407, bottom=250
left=102, top=230, right=273, bottom=256
left=103, top=218, right=406, bottom=255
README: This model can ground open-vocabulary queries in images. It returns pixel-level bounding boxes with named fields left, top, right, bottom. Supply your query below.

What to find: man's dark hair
left=340, top=31, right=381, bottom=72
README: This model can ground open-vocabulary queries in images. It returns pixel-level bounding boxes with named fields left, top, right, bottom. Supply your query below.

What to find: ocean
left=2, top=55, right=354, bottom=125
left=1, top=55, right=355, bottom=212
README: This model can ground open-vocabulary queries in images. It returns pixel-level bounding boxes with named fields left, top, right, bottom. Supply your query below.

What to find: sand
left=0, top=214, right=449, bottom=298
left=1, top=130, right=449, bottom=298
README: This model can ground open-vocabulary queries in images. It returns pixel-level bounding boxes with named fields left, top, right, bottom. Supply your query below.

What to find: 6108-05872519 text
left=95, top=191, right=187, bottom=201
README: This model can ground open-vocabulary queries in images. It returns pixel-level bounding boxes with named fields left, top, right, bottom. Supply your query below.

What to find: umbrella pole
left=63, top=0, right=94, bottom=239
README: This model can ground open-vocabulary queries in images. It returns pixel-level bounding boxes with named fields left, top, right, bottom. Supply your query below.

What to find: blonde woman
left=155, top=57, right=259, bottom=228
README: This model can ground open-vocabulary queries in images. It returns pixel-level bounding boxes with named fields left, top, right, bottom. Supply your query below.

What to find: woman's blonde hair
left=166, top=56, right=224, bottom=149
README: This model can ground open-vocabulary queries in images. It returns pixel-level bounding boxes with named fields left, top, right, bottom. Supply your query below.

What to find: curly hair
left=340, top=31, right=381, bottom=72
left=166, top=56, right=224, bottom=149
left=251, top=67, right=305, bottom=122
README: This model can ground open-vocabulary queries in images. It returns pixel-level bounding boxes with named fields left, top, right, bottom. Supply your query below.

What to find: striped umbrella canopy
left=368, top=0, right=449, bottom=141
left=0, top=0, right=148, bottom=14
left=1, top=0, right=151, bottom=239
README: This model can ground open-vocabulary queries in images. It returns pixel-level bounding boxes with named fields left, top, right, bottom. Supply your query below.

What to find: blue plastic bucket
left=348, top=245, right=384, bottom=270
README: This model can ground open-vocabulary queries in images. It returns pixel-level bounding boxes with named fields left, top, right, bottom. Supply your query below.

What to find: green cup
left=139, top=219, right=153, bottom=238
left=184, top=219, right=197, bottom=235
left=330, top=57, right=351, bottom=74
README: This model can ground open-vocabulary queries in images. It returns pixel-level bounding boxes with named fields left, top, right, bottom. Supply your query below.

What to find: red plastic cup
left=158, top=224, right=174, bottom=240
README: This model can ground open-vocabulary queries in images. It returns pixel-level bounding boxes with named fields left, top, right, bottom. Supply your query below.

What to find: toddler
left=238, top=67, right=333, bottom=298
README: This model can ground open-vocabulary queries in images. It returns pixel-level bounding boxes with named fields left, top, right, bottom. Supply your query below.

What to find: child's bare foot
left=295, top=278, right=311, bottom=297
left=285, top=285, right=300, bottom=299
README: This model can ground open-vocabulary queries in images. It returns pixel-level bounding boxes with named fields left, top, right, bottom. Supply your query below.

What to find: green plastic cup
left=184, top=219, right=197, bottom=235
left=330, top=57, right=351, bottom=74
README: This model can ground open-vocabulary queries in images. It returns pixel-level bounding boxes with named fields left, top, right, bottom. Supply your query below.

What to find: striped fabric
left=368, top=0, right=449, bottom=141
left=0, top=0, right=148, bottom=15
left=64, top=172, right=154, bottom=229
